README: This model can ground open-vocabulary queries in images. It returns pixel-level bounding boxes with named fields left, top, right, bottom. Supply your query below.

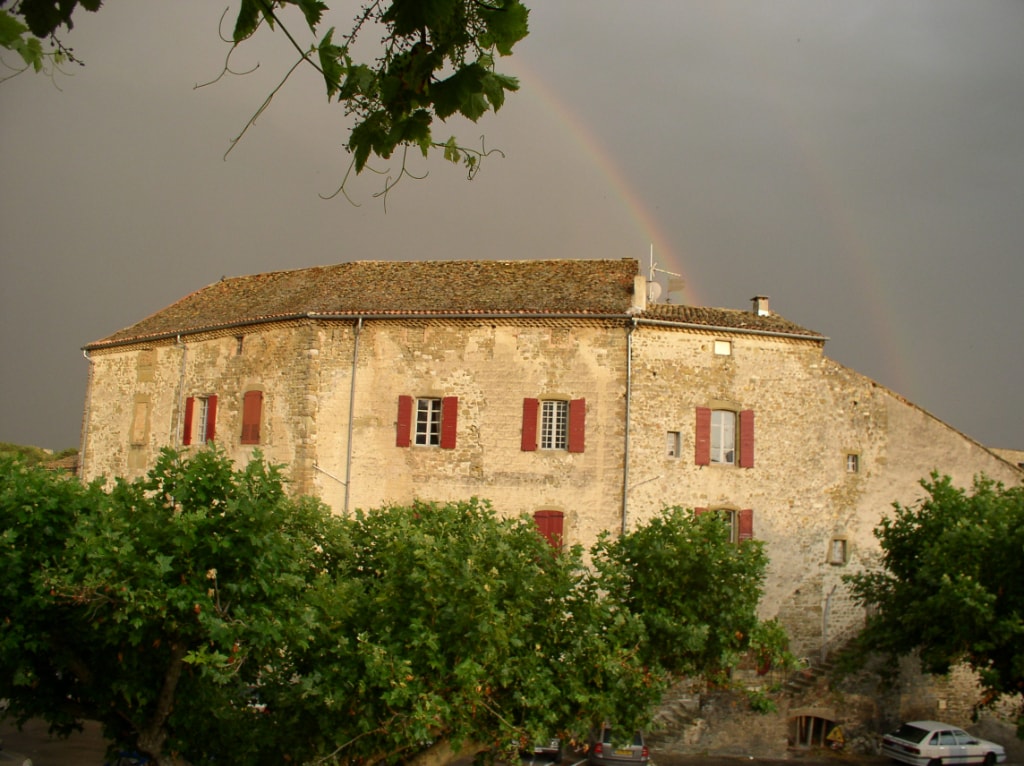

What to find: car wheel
left=928, top=759, right=943, bottom=766
left=983, top=753, right=996, bottom=766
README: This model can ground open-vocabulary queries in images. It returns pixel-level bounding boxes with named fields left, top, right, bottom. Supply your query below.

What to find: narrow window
left=711, top=410, right=736, bottom=464
left=184, top=395, right=217, bottom=445
left=829, top=538, right=848, bottom=565
left=666, top=431, right=681, bottom=458
left=846, top=454, right=859, bottom=473
left=696, top=407, right=754, bottom=467
left=540, top=400, right=568, bottom=450
left=415, top=398, right=442, bottom=446
left=694, top=507, right=753, bottom=543
left=241, top=390, right=263, bottom=445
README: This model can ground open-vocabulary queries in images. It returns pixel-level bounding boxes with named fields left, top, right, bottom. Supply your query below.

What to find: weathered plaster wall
left=623, top=324, right=1022, bottom=658
left=312, top=319, right=629, bottom=548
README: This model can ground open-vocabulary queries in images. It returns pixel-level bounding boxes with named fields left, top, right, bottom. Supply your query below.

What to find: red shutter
left=182, top=397, right=195, bottom=445
left=695, top=407, right=711, bottom=465
left=568, top=398, right=586, bottom=453
left=738, top=409, right=755, bottom=468
left=533, top=510, right=564, bottom=551
left=521, top=398, right=539, bottom=451
left=738, top=509, right=754, bottom=541
left=440, top=396, right=458, bottom=449
left=241, top=390, right=263, bottom=444
left=396, top=395, right=413, bottom=447
left=205, top=395, right=218, bottom=442
left=694, top=507, right=708, bottom=517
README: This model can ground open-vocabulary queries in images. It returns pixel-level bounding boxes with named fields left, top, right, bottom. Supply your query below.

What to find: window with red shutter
left=440, top=396, right=458, bottom=449
left=203, top=395, right=217, bottom=443
left=694, top=407, right=711, bottom=465
left=183, top=396, right=195, bottom=446
left=396, top=395, right=413, bottom=447
left=521, top=398, right=539, bottom=451
left=737, top=508, right=754, bottom=541
left=241, top=390, right=263, bottom=445
left=738, top=410, right=755, bottom=468
left=567, top=398, right=586, bottom=453
left=533, top=510, right=564, bottom=551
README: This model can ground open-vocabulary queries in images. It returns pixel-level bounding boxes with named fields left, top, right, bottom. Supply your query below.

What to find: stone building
left=80, top=257, right=1022, bottom=668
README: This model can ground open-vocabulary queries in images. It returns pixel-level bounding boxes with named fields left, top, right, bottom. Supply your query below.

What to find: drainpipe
left=174, top=335, right=188, bottom=444
left=343, top=318, right=362, bottom=515
left=822, top=583, right=838, bottom=664
left=79, top=350, right=94, bottom=479
left=621, top=318, right=637, bottom=535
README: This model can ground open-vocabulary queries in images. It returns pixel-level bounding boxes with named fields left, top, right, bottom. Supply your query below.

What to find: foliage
left=0, top=448, right=345, bottom=763
left=593, top=507, right=769, bottom=679
left=845, top=474, right=1024, bottom=735
left=1, top=0, right=529, bottom=188
left=0, top=442, right=77, bottom=467
left=1, top=453, right=773, bottom=763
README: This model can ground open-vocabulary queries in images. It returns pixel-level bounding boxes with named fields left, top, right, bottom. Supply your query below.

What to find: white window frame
left=540, top=400, right=568, bottom=450
left=846, top=453, right=860, bottom=473
left=710, top=410, right=736, bottom=465
left=414, top=398, right=442, bottom=446
left=196, top=397, right=213, bottom=444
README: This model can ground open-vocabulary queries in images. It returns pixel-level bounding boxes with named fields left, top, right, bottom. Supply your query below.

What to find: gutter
left=343, top=317, right=363, bottom=514
left=83, top=312, right=635, bottom=351
left=79, top=350, right=94, bottom=479
left=633, top=316, right=828, bottom=342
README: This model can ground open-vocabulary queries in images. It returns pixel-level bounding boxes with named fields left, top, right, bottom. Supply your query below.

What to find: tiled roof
left=86, top=259, right=641, bottom=348
left=638, top=303, right=825, bottom=339
left=84, top=258, right=824, bottom=348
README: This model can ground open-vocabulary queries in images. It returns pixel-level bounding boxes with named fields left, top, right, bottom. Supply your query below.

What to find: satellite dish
left=647, top=281, right=662, bottom=302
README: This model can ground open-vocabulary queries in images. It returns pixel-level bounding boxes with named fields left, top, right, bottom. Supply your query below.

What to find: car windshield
left=601, top=730, right=642, bottom=747
left=891, top=724, right=931, bottom=744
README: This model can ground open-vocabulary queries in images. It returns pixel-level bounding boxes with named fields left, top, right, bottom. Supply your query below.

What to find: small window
left=846, top=454, right=860, bottom=473
left=396, top=395, right=458, bottom=449
left=666, top=431, right=681, bottom=458
left=522, top=398, right=586, bottom=453
left=415, top=398, right=442, bottom=446
left=711, top=410, right=736, bottom=464
left=713, top=340, right=732, bottom=356
left=829, top=538, right=848, bottom=565
left=540, top=400, right=568, bottom=450
left=695, top=407, right=754, bottom=467
left=183, top=395, right=217, bottom=445
left=695, top=507, right=754, bottom=542
left=235, top=335, right=245, bottom=355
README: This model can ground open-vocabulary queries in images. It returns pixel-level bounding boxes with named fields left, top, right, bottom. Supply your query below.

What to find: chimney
left=751, top=295, right=771, bottom=316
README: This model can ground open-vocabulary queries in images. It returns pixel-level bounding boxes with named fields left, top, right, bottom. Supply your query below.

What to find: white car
left=882, top=721, right=1006, bottom=766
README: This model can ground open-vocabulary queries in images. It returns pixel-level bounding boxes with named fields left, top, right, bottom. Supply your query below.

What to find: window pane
left=540, top=400, right=568, bottom=450
left=711, top=410, right=736, bottom=464
left=415, top=398, right=442, bottom=445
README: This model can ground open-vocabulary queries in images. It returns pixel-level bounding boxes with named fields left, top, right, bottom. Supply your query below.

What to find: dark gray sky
left=2, top=1, right=1022, bottom=452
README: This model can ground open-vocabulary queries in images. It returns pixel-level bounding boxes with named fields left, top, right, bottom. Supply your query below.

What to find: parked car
left=881, top=721, right=1006, bottom=766
left=520, top=737, right=562, bottom=763
left=586, top=725, right=648, bottom=766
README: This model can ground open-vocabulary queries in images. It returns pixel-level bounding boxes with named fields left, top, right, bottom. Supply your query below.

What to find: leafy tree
left=0, top=448, right=346, bottom=764
left=593, top=507, right=769, bottom=678
left=1, top=451, right=773, bottom=764
left=0, top=441, right=76, bottom=467
left=845, top=474, right=1024, bottom=735
left=0, top=0, right=529, bottom=186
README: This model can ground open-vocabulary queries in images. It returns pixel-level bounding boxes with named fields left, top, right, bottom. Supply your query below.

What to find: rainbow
left=507, top=59, right=701, bottom=305
left=507, top=57, right=916, bottom=397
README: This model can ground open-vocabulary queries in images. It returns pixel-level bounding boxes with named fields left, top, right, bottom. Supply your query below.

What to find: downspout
left=621, top=318, right=636, bottom=535
left=174, top=335, right=188, bottom=444
left=79, top=350, right=94, bottom=479
left=343, top=318, right=362, bottom=515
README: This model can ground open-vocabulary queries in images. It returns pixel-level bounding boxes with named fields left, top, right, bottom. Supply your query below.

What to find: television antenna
left=647, top=244, right=681, bottom=303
